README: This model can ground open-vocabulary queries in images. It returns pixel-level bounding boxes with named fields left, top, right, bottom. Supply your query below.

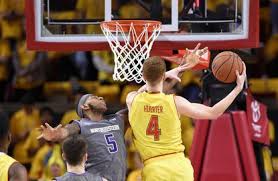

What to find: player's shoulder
left=126, top=91, right=138, bottom=101
left=105, top=113, right=118, bottom=120
left=126, top=91, right=139, bottom=108
left=9, top=162, right=28, bottom=181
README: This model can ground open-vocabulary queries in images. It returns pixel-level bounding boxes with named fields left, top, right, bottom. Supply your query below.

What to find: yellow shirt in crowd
left=0, top=0, right=24, bottom=39
left=10, top=108, right=40, bottom=138
left=92, top=51, right=114, bottom=82
left=76, top=0, right=104, bottom=34
left=10, top=108, right=40, bottom=163
left=29, top=144, right=52, bottom=180
left=61, top=109, right=79, bottom=125
left=0, top=40, right=11, bottom=81
left=42, top=145, right=66, bottom=181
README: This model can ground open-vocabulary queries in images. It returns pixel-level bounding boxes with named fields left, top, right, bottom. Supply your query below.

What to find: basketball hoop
left=101, top=20, right=161, bottom=83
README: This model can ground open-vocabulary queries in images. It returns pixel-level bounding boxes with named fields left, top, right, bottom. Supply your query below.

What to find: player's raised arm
left=37, top=122, right=80, bottom=142
left=175, top=63, right=246, bottom=120
left=161, top=43, right=208, bottom=93
left=137, top=44, right=208, bottom=93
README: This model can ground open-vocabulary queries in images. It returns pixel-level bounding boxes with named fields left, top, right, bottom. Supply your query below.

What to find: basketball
left=211, top=51, right=243, bottom=83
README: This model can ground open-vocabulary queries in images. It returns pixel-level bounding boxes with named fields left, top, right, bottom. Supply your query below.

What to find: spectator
left=76, top=0, right=104, bottom=34
left=0, top=39, right=12, bottom=101
left=41, top=145, right=66, bottom=181
left=60, top=87, right=86, bottom=125
left=11, top=40, right=46, bottom=101
left=29, top=143, right=53, bottom=180
left=119, top=0, right=149, bottom=19
left=54, top=135, right=106, bottom=181
left=271, top=0, right=278, bottom=34
left=0, top=0, right=25, bottom=49
left=91, top=51, right=114, bottom=84
left=24, top=107, right=57, bottom=163
left=10, top=93, right=40, bottom=169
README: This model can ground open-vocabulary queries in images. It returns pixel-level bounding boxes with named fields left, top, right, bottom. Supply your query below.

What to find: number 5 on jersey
left=146, top=115, right=161, bottom=141
left=104, top=133, right=118, bottom=153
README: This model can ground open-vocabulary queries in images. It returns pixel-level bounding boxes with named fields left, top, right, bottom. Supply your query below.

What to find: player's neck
left=67, top=163, right=86, bottom=175
left=86, top=113, right=104, bottom=121
left=146, top=81, right=163, bottom=93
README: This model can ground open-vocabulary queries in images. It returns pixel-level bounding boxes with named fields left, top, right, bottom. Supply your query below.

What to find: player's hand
left=235, top=62, right=246, bottom=91
left=165, top=68, right=183, bottom=82
left=37, top=123, right=63, bottom=141
left=181, top=43, right=208, bottom=70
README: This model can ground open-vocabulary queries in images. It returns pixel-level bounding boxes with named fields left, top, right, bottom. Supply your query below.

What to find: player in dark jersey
left=55, top=135, right=106, bottom=181
left=39, top=94, right=127, bottom=181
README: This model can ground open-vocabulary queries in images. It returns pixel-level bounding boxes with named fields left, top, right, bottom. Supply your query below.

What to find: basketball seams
left=212, top=52, right=243, bottom=83
left=213, top=55, right=232, bottom=77
left=223, top=53, right=235, bottom=82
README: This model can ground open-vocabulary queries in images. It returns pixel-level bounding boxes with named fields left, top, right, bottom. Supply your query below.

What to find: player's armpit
left=116, top=108, right=131, bottom=133
left=116, top=108, right=128, bottom=117
left=8, top=162, right=28, bottom=181
left=116, top=108, right=129, bottom=123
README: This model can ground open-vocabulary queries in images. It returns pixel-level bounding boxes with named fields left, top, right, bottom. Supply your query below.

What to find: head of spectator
left=43, top=145, right=65, bottom=179
left=72, top=86, right=87, bottom=104
left=21, top=93, right=36, bottom=115
left=40, top=106, right=57, bottom=127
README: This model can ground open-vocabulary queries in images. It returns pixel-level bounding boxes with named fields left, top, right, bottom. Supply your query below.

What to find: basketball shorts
left=142, top=153, right=194, bottom=181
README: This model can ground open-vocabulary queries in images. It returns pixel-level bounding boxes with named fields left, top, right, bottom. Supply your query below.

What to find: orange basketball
left=211, top=51, right=243, bottom=83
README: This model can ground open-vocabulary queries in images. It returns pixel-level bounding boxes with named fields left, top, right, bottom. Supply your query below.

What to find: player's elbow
left=208, top=111, right=223, bottom=120
left=210, top=113, right=222, bottom=120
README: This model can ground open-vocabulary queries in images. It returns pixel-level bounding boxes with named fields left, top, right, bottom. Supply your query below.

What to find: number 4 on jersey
left=146, top=115, right=161, bottom=141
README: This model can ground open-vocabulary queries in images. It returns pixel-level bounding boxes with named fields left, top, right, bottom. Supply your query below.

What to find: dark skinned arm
left=8, top=162, right=28, bottom=181
left=38, top=122, right=80, bottom=142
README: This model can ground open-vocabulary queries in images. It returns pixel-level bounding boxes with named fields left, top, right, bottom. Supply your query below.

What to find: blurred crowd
left=0, top=0, right=278, bottom=180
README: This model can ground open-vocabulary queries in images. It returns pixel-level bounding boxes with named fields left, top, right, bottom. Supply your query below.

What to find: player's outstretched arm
left=37, top=123, right=80, bottom=142
left=175, top=63, right=246, bottom=120
left=9, top=162, right=28, bottom=181
left=163, top=43, right=208, bottom=92
left=137, top=44, right=208, bottom=93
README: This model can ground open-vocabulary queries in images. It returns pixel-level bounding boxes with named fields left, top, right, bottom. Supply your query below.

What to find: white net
left=101, top=21, right=161, bottom=83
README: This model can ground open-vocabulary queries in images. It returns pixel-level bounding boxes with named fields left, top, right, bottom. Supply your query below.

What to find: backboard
left=25, top=0, right=259, bottom=51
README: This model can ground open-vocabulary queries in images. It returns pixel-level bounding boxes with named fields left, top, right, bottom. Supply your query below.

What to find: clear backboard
left=25, top=0, right=259, bottom=51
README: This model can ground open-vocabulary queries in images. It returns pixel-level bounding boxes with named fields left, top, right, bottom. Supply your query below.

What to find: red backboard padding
left=189, top=119, right=210, bottom=181
left=190, top=112, right=260, bottom=181
left=200, top=113, right=244, bottom=181
left=232, top=111, right=260, bottom=181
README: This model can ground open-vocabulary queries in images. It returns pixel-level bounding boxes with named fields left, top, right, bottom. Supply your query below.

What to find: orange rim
left=100, top=20, right=161, bottom=32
